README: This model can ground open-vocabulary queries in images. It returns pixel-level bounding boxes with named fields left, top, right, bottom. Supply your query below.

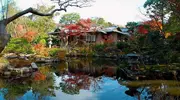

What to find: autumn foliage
left=23, top=31, right=37, bottom=42
left=33, top=71, right=46, bottom=81
left=137, top=20, right=162, bottom=34
left=33, top=43, right=48, bottom=56
left=137, top=25, right=149, bottom=34
left=15, top=24, right=37, bottom=42
left=62, top=72, right=91, bottom=90
left=62, top=18, right=92, bottom=36
left=143, top=20, right=162, bottom=31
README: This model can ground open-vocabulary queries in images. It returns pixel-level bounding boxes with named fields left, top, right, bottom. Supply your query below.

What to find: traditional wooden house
left=92, top=26, right=130, bottom=44
left=48, top=26, right=130, bottom=47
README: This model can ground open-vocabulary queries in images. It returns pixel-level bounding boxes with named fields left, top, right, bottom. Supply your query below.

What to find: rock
left=31, top=62, right=38, bottom=71
left=3, top=53, right=18, bottom=59
left=7, top=67, right=14, bottom=71
left=26, top=54, right=35, bottom=58
left=19, top=54, right=26, bottom=57
left=4, top=71, right=11, bottom=76
left=21, top=67, right=31, bottom=73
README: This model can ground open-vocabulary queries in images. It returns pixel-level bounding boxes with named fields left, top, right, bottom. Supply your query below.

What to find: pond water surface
left=0, top=58, right=179, bottom=100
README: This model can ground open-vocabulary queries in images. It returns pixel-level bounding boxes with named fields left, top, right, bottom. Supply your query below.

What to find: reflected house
left=48, top=26, right=130, bottom=46
left=66, top=58, right=117, bottom=77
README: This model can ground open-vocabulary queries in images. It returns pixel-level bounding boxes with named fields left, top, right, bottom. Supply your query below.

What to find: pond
left=0, top=58, right=179, bottom=100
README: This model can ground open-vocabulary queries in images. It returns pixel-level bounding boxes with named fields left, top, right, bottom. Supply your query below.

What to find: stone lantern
left=48, top=35, right=53, bottom=48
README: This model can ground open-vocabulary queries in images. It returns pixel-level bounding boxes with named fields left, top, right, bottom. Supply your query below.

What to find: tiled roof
left=98, top=26, right=130, bottom=36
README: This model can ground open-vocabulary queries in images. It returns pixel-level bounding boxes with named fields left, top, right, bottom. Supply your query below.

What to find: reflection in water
left=0, top=58, right=179, bottom=100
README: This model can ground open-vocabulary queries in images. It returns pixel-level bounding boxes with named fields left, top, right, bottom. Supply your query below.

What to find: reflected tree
left=31, top=72, right=57, bottom=99
left=60, top=73, right=91, bottom=95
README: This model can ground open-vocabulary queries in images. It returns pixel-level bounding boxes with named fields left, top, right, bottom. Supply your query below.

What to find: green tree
left=59, top=13, right=80, bottom=25
left=91, top=17, right=113, bottom=28
left=26, top=5, right=57, bottom=44
left=125, top=22, right=138, bottom=32
left=165, top=15, right=180, bottom=33
left=3, top=38, right=34, bottom=54
left=6, top=4, right=56, bottom=45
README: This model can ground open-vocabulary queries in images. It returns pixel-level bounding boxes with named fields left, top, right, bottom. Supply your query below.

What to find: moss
left=120, top=80, right=180, bottom=96
left=0, top=57, right=9, bottom=70
left=166, top=87, right=180, bottom=96
left=0, top=57, right=9, bottom=64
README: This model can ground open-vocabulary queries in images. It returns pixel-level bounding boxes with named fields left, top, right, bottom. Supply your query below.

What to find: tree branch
left=5, top=0, right=93, bottom=25
left=5, top=7, right=66, bottom=25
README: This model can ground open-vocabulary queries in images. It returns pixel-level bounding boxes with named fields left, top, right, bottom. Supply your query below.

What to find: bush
left=4, top=38, right=34, bottom=54
left=39, top=39, right=47, bottom=46
left=116, top=42, right=130, bottom=50
left=33, top=43, right=49, bottom=57
left=93, top=44, right=106, bottom=52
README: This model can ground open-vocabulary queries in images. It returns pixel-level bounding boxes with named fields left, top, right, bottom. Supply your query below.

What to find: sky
left=16, top=0, right=148, bottom=26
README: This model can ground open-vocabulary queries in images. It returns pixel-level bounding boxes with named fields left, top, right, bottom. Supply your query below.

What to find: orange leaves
left=23, top=31, right=37, bottom=42
left=34, top=43, right=44, bottom=51
left=16, top=24, right=24, bottom=32
left=33, top=71, right=46, bottom=81
left=33, top=43, right=48, bottom=56
left=14, top=24, right=37, bottom=42
left=143, top=20, right=162, bottom=31
left=14, top=24, right=26, bottom=38
left=137, top=20, right=162, bottom=34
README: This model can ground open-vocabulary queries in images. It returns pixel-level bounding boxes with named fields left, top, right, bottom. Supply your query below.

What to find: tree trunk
left=0, top=20, right=10, bottom=53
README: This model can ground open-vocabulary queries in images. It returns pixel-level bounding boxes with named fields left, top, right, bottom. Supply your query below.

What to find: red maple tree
left=137, top=25, right=149, bottom=34
left=137, top=20, right=162, bottom=34
left=62, top=18, right=92, bottom=36
left=143, top=20, right=162, bottom=31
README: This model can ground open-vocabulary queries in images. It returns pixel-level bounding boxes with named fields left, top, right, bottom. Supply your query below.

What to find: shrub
left=93, top=44, right=106, bottom=52
left=39, top=39, right=47, bottom=46
left=33, top=43, right=48, bottom=57
left=116, top=42, right=130, bottom=50
left=4, top=38, right=34, bottom=54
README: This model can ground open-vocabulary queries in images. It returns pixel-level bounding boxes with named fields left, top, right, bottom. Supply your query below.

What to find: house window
left=86, top=35, right=96, bottom=42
